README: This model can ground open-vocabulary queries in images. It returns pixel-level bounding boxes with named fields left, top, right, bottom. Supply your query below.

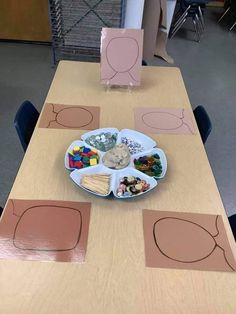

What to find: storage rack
left=49, top=0, right=126, bottom=64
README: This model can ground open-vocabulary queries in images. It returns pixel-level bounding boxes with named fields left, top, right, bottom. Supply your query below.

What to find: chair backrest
left=193, top=105, right=212, bottom=144
left=229, top=214, right=236, bottom=241
left=232, top=0, right=236, bottom=10
left=14, top=101, right=40, bottom=151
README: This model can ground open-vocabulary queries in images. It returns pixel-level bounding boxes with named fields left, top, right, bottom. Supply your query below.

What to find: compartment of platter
left=113, top=167, right=157, bottom=199
left=70, top=165, right=115, bottom=197
left=132, top=148, right=167, bottom=179
left=65, top=140, right=103, bottom=170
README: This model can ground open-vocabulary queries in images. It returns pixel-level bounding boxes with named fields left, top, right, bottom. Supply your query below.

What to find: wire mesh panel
left=49, top=0, right=126, bottom=63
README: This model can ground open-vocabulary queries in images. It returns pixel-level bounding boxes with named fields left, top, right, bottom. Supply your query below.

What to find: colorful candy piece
left=134, top=154, right=162, bottom=178
left=116, top=176, right=150, bottom=197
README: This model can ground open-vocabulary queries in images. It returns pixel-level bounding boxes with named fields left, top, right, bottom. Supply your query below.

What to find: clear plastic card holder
left=104, top=81, right=112, bottom=92
left=104, top=81, right=134, bottom=93
left=128, top=81, right=134, bottom=93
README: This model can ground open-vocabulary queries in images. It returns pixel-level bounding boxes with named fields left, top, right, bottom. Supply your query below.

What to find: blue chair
left=193, top=105, right=212, bottom=144
left=218, top=0, right=236, bottom=31
left=14, top=101, right=39, bottom=152
left=228, top=214, right=236, bottom=241
left=170, top=0, right=208, bottom=41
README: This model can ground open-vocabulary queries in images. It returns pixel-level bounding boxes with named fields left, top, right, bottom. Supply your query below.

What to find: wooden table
left=0, top=61, right=235, bottom=314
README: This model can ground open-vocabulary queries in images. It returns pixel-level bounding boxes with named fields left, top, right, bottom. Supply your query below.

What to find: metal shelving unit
left=49, top=0, right=126, bottom=64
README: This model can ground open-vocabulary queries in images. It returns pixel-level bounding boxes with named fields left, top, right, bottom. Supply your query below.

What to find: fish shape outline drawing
left=153, top=216, right=235, bottom=271
left=141, top=109, right=195, bottom=134
left=46, top=103, right=94, bottom=129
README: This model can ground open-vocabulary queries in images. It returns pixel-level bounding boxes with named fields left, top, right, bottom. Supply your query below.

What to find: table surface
left=0, top=61, right=235, bottom=314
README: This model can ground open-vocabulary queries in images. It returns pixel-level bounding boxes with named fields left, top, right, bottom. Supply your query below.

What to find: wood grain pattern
left=0, top=0, right=51, bottom=41
left=0, top=61, right=235, bottom=314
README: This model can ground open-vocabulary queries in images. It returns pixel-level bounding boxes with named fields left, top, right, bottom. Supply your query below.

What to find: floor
left=0, top=7, right=235, bottom=217
left=150, top=6, right=236, bottom=217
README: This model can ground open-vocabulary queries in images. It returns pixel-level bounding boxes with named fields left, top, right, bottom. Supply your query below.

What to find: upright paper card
left=101, top=28, right=144, bottom=86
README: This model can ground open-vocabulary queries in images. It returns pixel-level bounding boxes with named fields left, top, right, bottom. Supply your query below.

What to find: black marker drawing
left=46, top=103, right=94, bottom=129
left=38, top=103, right=100, bottom=130
left=0, top=200, right=91, bottom=262
left=103, top=36, right=140, bottom=83
left=141, top=109, right=195, bottom=134
left=11, top=200, right=82, bottom=252
left=153, top=216, right=235, bottom=271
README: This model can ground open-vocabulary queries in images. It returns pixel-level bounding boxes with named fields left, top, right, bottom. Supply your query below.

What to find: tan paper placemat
left=38, top=103, right=100, bottom=130
left=0, top=199, right=91, bottom=263
left=143, top=209, right=236, bottom=272
left=134, top=108, right=195, bottom=134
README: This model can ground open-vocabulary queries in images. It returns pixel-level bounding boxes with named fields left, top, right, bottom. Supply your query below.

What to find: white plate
left=81, top=128, right=119, bottom=152
left=117, top=129, right=156, bottom=154
left=64, top=140, right=103, bottom=170
left=65, top=128, right=165, bottom=199
left=70, top=165, right=115, bottom=197
left=113, top=167, right=157, bottom=199
left=132, top=148, right=167, bottom=179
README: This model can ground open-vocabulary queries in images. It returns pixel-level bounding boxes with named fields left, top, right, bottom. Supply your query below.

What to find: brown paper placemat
left=134, top=108, right=195, bottom=134
left=143, top=209, right=236, bottom=272
left=38, top=103, right=100, bottom=130
left=0, top=199, right=91, bottom=263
